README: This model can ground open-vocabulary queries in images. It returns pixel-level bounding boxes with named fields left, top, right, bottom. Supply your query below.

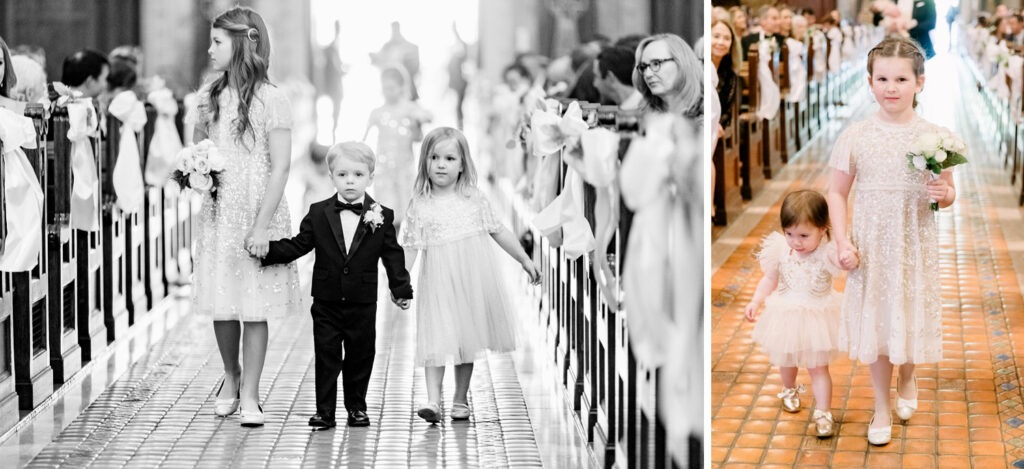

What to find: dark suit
left=910, top=0, right=936, bottom=58
left=741, top=32, right=785, bottom=60
left=261, top=193, right=412, bottom=419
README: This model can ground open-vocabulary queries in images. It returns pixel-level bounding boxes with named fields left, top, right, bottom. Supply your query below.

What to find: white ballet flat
left=867, top=414, right=892, bottom=446
left=777, top=384, right=804, bottom=413
left=812, top=409, right=835, bottom=438
left=451, top=403, right=471, bottom=420
left=213, top=377, right=240, bottom=417
left=240, top=403, right=265, bottom=427
left=417, top=402, right=441, bottom=423
left=895, top=375, right=918, bottom=421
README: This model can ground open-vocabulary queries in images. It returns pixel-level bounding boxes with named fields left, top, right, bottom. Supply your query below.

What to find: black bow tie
left=335, top=200, right=363, bottom=213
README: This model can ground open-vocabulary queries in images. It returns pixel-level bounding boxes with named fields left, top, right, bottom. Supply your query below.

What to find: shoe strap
left=777, top=384, right=805, bottom=399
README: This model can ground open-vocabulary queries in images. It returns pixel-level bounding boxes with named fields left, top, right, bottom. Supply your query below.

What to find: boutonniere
left=363, top=203, right=384, bottom=232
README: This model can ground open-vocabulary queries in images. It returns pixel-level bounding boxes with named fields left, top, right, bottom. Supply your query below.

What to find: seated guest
left=741, top=5, right=784, bottom=59
left=779, top=7, right=794, bottom=38
left=730, top=6, right=749, bottom=38
left=632, top=33, right=702, bottom=120
left=710, top=18, right=740, bottom=129
left=62, top=49, right=110, bottom=99
left=594, top=45, right=644, bottom=110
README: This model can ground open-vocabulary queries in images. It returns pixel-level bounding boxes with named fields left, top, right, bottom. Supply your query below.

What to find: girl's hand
left=925, top=177, right=951, bottom=204
left=522, top=259, right=541, bottom=285
left=838, top=245, right=860, bottom=271
left=744, top=302, right=761, bottom=322
left=246, top=227, right=270, bottom=259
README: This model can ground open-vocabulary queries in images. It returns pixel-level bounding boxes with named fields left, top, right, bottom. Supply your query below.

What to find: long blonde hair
left=412, top=127, right=478, bottom=197
left=632, top=34, right=702, bottom=118
left=207, top=6, right=272, bottom=143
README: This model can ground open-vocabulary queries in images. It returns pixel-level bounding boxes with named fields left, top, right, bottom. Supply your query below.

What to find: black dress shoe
left=347, top=410, right=370, bottom=427
left=308, top=414, right=336, bottom=428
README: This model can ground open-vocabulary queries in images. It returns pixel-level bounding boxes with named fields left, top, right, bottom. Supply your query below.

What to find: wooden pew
left=738, top=45, right=766, bottom=199
left=779, top=40, right=799, bottom=162
left=43, top=106, right=82, bottom=385
left=141, top=104, right=166, bottom=309
left=807, top=36, right=823, bottom=139
left=0, top=139, right=23, bottom=431
left=101, top=114, right=129, bottom=342
left=713, top=78, right=743, bottom=226
left=12, top=104, right=54, bottom=409
left=69, top=111, right=107, bottom=363
left=762, top=46, right=785, bottom=180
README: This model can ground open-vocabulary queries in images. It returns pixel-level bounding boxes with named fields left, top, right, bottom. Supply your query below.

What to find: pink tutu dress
left=399, top=188, right=517, bottom=366
left=750, top=232, right=842, bottom=368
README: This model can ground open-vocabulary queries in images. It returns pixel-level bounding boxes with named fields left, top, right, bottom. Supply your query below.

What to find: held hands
left=925, top=177, right=951, bottom=205
left=522, top=259, right=542, bottom=285
left=837, top=242, right=860, bottom=271
left=391, top=292, right=411, bottom=310
left=245, top=226, right=270, bottom=259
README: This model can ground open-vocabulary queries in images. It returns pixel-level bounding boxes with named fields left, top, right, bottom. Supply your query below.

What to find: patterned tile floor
left=2, top=262, right=595, bottom=468
left=711, top=52, right=1024, bottom=468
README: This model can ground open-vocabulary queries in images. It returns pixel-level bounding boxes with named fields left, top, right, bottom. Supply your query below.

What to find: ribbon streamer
left=67, top=100, right=100, bottom=231
left=145, top=88, right=184, bottom=186
left=786, top=38, right=807, bottom=103
left=827, top=27, right=842, bottom=75
left=813, top=31, right=827, bottom=82
left=108, top=90, right=148, bottom=213
left=0, top=107, right=44, bottom=271
left=756, top=40, right=781, bottom=120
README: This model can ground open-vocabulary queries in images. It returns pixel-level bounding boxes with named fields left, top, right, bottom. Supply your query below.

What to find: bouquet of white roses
left=171, top=139, right=225, bottom=199
left=905, top=130, right=968, bottom=211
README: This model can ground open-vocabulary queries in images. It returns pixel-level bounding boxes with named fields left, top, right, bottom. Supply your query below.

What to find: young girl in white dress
left=191, top=6, right=301, bottom=427
left=827, top=36, right=958, bottom=445
left=400, top=127, right=540, bottom=423
left=745, top=190, right=848, bottom=438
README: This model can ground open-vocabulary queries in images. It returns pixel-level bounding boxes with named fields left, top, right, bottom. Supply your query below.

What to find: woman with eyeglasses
left=632, top=33, right=703, bottom=120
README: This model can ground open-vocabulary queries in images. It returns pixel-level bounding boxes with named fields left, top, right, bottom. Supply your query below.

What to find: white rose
left=934, top=150, right=947, bottom=163
left=207, top=147, right=225, bottom=172
left=912, top=155, right=927, bottom=170
left=188, top=172, right=213, bottom=191
left=916, top=133, right=940, bottom=153
left=176, top=148, right=194, bottom=173
left=193, top=157, right=210, bottom=174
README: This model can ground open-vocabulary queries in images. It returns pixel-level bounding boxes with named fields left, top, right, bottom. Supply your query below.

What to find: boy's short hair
left=326, top=141, right=376, bottom=173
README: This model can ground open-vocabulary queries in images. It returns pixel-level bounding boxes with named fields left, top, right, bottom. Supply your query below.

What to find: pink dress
left=399, top=189, right=517, bottom=366
left=750, top=232, right=842, bottom=368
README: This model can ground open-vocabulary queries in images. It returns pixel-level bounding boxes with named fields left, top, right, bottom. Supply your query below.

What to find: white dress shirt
left=338, top=195, right=364, bottom=252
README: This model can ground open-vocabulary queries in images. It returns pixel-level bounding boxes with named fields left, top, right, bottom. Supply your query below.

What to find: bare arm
left=247, top=128, right=291, bottom=258
left=744, top=267, right=779, bottom=322
left=490, top=227, right=540, bottom=283
left=827, top=168, right=859, bottom=270
left=925, top=169, right=957, bottom=208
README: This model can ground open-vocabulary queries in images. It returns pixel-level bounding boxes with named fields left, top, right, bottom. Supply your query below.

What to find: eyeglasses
left=636, top=58, right=675, bottom=74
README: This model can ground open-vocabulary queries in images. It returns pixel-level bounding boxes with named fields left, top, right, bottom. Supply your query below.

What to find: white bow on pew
left=0, top=107, right=44, bottom=271
left=982, top=37, right=1002, bottom=80
left=756, top=40, right=781, bottom=120
left=827, top=27, right=843, bottom=74
left=812, top=31, right=828, bottom=82
left=1009, top=55, right=1024, bottom=123
left=66, top=100, right=100, bottom=231
left=841, top=25, right=857, bottom=63
left=108, top=90, right=148, bottom=213
left=145, top=89, right=184, bottom=186
left=786, top=38, right=807, bottom=103
left=986, top=42, right=1011, bottom=99
left=531, top=101, right=596, bottom=259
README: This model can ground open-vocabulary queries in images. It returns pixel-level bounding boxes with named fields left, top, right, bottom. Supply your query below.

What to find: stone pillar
left=140, top=0, right=200, bottom=95
left=595, top=0, right=650, bottom=40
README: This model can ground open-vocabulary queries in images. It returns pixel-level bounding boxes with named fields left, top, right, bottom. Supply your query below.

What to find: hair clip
left=246, top=28, right=258, bottom=43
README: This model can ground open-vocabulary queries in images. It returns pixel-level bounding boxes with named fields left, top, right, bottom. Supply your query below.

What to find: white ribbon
left=756, top=40, right=781, bottom=120
left=145, top=89, right=183, bottom=186
left=813, top=31, right=827, bottom=82
left=108, top=90, right=148, bottom=213
left=1010, top=55, right=1024, bottom=123
left=987, top=45, right=1011, bottom=99
left=786, top=38, right=807, bottom=103
left=67, top=100, right=100, bottom=231
left=578, top=127, right=621, bottom=309
left=0, top=107, right=44, bottom=271
left=827, top=27, right=842, bottom=74
left=982, top=38, right=1001, bottom=80
left=841, top=25, right=857, bottom=64
left=530, top=100, right=588, bottom=157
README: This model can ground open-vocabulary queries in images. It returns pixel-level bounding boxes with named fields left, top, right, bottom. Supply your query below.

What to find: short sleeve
left=183, top=87, right=210, bottom=131
left=264, top=86, right=292, bottom=131
left=827, top=125, right=856, bottom=174
left=399, top=198, right=426, bottom=249
left=821, top=240, right=841, bottom=276
left=475, top=190, right=503, bottom=233
left=756, top=232, right=787, bottom=273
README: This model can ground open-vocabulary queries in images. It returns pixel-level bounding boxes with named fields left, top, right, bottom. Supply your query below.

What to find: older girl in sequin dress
left=745, top=191, right=846, bottom=438
left=363, top=66, right=432, bottom=226
left=400, top=127, right=540, bottom=423
left=827, top=37, right=958, bottom=446
left=191, top=6, right=301, bottom=427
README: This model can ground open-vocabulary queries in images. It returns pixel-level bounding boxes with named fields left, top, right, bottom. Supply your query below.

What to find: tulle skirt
left=751, top=293, right=842, bottom=368
left=414, top=233, right=517, bottom=366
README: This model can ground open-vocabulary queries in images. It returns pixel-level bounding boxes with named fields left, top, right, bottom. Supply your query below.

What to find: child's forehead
left=431, top=138, right=461, bottom=155
left=332, top=155, right=371, bottom=171
left=871, top=57, right=918, bottom=74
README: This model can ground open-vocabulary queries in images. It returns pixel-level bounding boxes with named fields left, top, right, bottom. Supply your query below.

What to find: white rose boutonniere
left=363, top=202, right=385, bottom=232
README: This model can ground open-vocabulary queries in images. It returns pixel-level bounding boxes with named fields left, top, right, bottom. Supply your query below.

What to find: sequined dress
left=828, top=114, right=944, bottom=365
left=750, top=233, right=842, bottom=368
left=191, top=84, right=302, bottom=321
left=370, top=103, right=421, bottom=223
left=399, top=189, right=517, bottom=366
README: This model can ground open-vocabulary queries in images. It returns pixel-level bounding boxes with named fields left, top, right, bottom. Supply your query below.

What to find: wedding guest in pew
left=633, top=33, right=703, bottom=121
left=0, top=35, right=21, bottom=112
left=711, top=18, right=741, bottom=133
left=742, top=5, right=785, bottom=60
left=9, top=55, right=48, bottom=108
left=1008, top=14, right=1024, bottom=46
left=11, top=44, right=45, bottom=70
left=594, top=45, right=644, bottom=111
left=730, top=6, right=749, bottom=39
left=779, top=7, right=794, bottom=38
left=802, top=8, right=817, bottom=26
left=62, top=50, right=110, bottom=101
left=614, top=34, right=646, bottom=54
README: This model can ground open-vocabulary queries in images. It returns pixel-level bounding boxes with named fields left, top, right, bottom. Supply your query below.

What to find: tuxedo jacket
left=910, top=0, right=936, bottom=57
left=740, top=32, right=784, bottom=60
left=261, top=194, right=413, bottom=304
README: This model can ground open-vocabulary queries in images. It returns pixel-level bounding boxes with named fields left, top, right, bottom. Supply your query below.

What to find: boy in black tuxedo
left=260, top=142, right=412, bottom=428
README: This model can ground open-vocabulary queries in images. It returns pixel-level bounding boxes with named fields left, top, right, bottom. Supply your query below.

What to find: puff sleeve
left=475, top=190, right=503, bottom=234
left=827, top=125, right=856, bottom=174
left=757, top=232, right=787, bottom=274
left=264, top=86, right=293, bottom=131
left=399, top=198, right=426, bottom=249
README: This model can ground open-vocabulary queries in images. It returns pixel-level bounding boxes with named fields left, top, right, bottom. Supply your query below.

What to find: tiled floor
left=711, top=52, right=1024, bottom=468
left=0, top=256, right=595, bottom=468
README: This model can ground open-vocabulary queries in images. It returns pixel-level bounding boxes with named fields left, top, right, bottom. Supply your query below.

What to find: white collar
left=337, top=195, right=365, bottom=205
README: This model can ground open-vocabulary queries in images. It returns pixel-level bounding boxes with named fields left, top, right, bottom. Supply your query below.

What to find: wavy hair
left=0, top=35, right=17, bottom=98
left=632, top=34, right=702, bottom=118
left=207, top=6, right=271, bottom=143
left=412, top=127, right=478, bottom=198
